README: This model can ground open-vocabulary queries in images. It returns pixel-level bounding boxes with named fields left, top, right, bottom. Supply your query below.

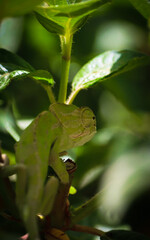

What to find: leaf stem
left=58, top=20, right=73, bottom=103
left=66, top=88, right=82, bottom=104
left=42, top=84, right=56, bottom=104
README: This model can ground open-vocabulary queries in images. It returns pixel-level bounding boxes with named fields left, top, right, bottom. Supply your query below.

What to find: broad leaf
left=129, top=0, right=150, bottom=20
left=0, top=70, right=54, bottom=90
left=34, top=12, right=65, bottom=35
left=35, top=0, right=111, bottom=35
left=0, top=0, right=43, bottom=19
left=72, top=50, right=150, bottom=92
left=0, top=48, right=34, bottom=72
left=101, top=230, right=150, bottom=240
left=36, top=0, right=111, bottom=18
left=0, top=49, right=54, bottom=90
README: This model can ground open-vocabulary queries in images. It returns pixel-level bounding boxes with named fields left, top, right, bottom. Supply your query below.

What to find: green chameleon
left=5, top=103, right=96, bottom=240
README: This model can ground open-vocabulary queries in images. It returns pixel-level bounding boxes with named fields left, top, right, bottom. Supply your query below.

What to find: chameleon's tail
left=22, top=205, right=41, bottom=240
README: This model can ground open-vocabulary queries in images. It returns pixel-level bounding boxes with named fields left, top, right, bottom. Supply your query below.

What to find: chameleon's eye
left=81, top=108, right=95, bottom=128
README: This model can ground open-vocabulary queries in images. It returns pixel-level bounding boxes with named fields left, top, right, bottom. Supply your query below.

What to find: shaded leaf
left=0, top=48, right=34, bottom=72
left=37, top=0, right=111, bottom=18
left=0, top=49, right=54, bottom=90
left=101, top=230, right=150, bottom=240
left=129, top=0, right=150, bottom=20
left=34, top=12, right=65, bottom=35
left=71, top=15, right=88, bottom=34
left=35, top=0, right=111, bottom=35
left=72, top=50, right=150, bottom=92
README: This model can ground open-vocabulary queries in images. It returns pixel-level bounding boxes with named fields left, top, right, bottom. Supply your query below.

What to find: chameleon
left=15, top=103, right=96, bottom=240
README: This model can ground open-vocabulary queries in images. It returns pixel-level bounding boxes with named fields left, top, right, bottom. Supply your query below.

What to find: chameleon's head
left=77, top=106, right=96, bottom=145
left=49, top=103, right=96, bottom=149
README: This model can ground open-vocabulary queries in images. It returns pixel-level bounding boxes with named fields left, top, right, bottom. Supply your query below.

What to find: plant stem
left=58, top=20, right=73, bottom=103
left=42, top=85, right=56, bottom=104
left=66, top=88, right=82, bottom=104
left=70, top=224, right=106, bottom=237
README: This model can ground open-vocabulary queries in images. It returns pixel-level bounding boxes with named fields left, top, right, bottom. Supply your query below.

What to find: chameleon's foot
left=20, top=233, right=41, bottom=240
left=0, top=152, right=9, bottom=168
left=20, top=233, right=29, bottom=240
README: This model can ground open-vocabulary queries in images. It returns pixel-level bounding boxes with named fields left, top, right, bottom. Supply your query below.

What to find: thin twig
left=70, top=224, right=105, bottom=237
left=71, top=188, right=106, bottom=224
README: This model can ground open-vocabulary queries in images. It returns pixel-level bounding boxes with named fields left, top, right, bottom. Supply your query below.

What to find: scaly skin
left=15, top=103, right=96, bottom=240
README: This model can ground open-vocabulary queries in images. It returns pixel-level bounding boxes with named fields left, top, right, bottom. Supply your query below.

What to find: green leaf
left=101, top=230, right=150, bottom=240
left=0, top=49, right=54, bottom=90
left=71, top=15, right=88, bottom=34
left=72, top=50, right=150, bottom=92
left=35, top=0, right=111, bottom=35
left=0, top=48, right=34, bottom=72
left=28, top=70, right=54, bottom=86
left=0, top=70, right=54, bottom=91
left=36, top=0, right=111, bottom=18
left=0, top=0, right=43, bottom=19
left=129, top=0, right=150, bottom=20
left=34, top=11, right=65, bottom=35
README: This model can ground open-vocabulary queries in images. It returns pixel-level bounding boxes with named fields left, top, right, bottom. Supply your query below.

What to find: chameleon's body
left=15, top=103, right=96, bottom=240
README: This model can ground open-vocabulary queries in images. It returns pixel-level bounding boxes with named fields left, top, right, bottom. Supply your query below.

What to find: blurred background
left=0, top=0, right=150, bottom=239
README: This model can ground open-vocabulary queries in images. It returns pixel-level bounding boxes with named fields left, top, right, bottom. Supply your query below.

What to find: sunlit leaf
left=129, top=0, right=150, bottom=20
left=72, top=50, right=150, bottom=92
left=101, top=230, right=150, bottom=240
left=28, top=70, right=54, bottom=86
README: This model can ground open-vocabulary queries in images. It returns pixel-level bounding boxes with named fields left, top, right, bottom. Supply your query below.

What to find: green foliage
left=0, top=0, right=43, bottom=20
left=35, top=0, right=111, bottom=35
left=71, top=50, right=150, bottom=92
left=0, top=49, right=54, bottom=90
left=129, top=0, right=150, bottom=19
